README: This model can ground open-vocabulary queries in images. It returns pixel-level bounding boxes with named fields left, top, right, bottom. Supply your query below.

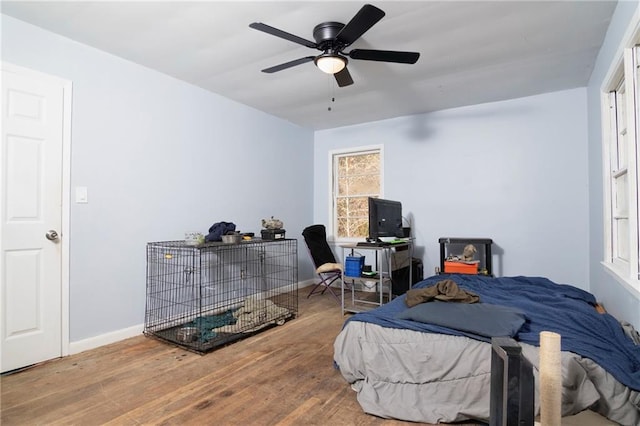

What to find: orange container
left=444, top=261, right=478, bottom=274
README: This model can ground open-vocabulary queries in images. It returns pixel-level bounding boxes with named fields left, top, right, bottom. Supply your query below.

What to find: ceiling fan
left=249, top=4, right=420, bottom=87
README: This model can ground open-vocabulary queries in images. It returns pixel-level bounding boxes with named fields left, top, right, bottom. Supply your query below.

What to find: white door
left=1, top=65, right=69, bottom=372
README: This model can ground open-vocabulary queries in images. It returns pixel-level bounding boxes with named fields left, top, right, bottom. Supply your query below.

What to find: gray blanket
left=334, top=321, right=640, bottom=425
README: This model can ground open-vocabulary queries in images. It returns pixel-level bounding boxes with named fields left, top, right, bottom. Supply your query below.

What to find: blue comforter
left=347, top=274, right=640, bottom=392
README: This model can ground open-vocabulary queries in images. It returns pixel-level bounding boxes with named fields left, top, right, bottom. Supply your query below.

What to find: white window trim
left=327, top=144, right=384, bottom=242
left=600, top=13, right=640, bottom=296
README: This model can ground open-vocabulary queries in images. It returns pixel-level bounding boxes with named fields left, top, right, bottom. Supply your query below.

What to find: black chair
left=302, top=225, right=343, bottom=303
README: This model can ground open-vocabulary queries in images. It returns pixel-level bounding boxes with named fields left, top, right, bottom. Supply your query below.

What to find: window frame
left=601, top=37, right=640, bottom=294
left=608, top=77, right=631, bottom=269
left=328, top=144, right=384, bottom=242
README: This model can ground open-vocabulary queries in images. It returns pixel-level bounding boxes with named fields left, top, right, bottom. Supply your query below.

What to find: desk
left=340, top=241, right=413, bottom=315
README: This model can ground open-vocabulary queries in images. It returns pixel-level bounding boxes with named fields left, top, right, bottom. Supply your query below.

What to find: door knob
left=45, top=230, right=59, bottom=241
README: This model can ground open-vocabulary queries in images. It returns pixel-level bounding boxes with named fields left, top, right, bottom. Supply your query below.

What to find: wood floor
left=1, top=289, right=477, bottom=426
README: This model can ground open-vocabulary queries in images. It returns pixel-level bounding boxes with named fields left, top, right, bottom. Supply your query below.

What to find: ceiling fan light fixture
left=315, top=54, right=347, bottom=74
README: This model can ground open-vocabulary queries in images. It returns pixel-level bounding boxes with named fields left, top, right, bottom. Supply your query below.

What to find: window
left=602, top=44, right=640, bottom=289
left=331, top=146, right=382, bottom=240
left=608, top=78, right=631, bottom=266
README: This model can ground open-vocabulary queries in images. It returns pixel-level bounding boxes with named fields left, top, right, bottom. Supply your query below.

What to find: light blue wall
left=587, top=0, right=640, bottom=329
left=315, top=88, right=590, bottom=289
left=2, top=15, right=314, bottom=341
left=5, top=0, right=638, bottom=340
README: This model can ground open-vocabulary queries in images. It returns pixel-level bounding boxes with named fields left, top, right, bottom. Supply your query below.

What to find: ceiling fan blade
left=262, top=56, right=315, bottom=73
left=334, top=67, right=354, bottom=87
left=349, top=49, right=420, bottom=64
left=249, top=22, right=317, bottom=48
left=335, top=4, right=385, bottom=46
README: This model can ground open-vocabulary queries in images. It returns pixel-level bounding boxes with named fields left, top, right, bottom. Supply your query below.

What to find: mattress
left=333, top=275, right=640, bottom=425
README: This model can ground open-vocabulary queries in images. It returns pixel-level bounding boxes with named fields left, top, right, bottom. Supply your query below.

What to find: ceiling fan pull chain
left=327, top=75, right=333, bottom=111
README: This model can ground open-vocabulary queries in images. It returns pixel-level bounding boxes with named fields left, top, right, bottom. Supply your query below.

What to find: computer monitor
left=489, top=337, right=534, bottom=426
left=368, top=197, right=403, bottom=240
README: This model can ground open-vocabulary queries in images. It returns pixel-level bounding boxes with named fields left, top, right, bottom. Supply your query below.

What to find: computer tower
left=391, top=257, right=423, bottom=296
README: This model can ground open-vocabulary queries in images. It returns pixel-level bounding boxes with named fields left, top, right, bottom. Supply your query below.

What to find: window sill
left=601, top=261, right=640, bottom=301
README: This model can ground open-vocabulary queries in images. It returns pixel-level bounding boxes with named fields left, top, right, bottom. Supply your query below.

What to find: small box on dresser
left=261, top=228, right=286, bottom=240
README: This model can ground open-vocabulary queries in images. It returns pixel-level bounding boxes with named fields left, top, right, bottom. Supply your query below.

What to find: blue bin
left=345, top=256, right=365, bottom=277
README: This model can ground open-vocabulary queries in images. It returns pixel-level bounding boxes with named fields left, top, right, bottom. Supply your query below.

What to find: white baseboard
left=298, top=278, right=317, bottom=289
left=68, top=281, right=316, bottom=355
left=68, top=323, right=144, bottom=355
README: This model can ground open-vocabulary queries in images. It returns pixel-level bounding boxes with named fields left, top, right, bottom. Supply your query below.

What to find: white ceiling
left=2, top=1, right=617, bottom=130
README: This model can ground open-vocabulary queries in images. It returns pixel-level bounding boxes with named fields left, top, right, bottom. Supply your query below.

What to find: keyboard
left=356, top=241, right=390, bottom=247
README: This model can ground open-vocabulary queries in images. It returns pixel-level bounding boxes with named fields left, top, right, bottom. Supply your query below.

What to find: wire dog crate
left=145, top=239, right=298, bottom=353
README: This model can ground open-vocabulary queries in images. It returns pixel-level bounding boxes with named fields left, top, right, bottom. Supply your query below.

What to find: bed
left=333, top=274, right=640, bottom=425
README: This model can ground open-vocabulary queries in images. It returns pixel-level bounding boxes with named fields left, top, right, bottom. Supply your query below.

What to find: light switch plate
left=75, top=186, right=88, bottom=203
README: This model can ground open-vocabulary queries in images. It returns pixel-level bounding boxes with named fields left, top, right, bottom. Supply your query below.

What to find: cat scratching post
left=539, top=331, right=562, bottom=426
